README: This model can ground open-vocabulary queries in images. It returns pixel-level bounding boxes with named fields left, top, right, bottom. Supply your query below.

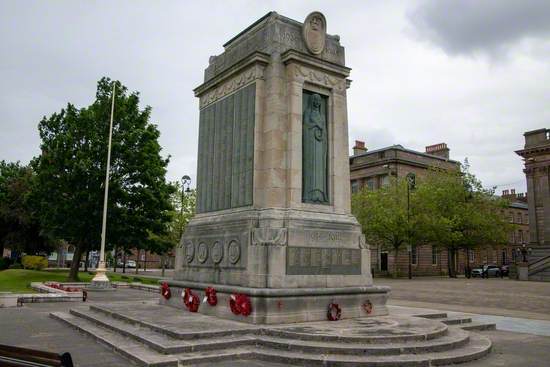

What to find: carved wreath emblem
left=303, top=11, right=327, bottom=55
left=211, top=241, right=224, bottom=264
left=228, top=240, right=241, bottom=264
left=185, top=242, right=195, bottom=263
left=197, top=242, right=209, bottom=263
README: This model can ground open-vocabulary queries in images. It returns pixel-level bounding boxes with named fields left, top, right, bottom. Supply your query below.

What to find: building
left=516, top=128, right=550, bottom=281
left=350, top=141, right=528, bottom=277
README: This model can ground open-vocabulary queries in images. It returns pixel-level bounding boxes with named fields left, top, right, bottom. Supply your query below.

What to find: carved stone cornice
left=251, top=228, right=288, bottom=246
left=195, top=51, right=269, bottom=108
left=281, top=49, right=350, bottom=78
left=291, top=64, right=347, bottom=92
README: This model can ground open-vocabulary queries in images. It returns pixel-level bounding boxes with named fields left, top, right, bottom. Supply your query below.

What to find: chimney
left=511, top=188, right=516, bottom=196
left=353, top=140, right=367, bottom=156
left=425, top=143, right=450, bottom=159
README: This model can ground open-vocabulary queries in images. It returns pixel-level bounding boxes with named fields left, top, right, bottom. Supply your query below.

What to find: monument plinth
left=164, top=11, right=390, bottom=323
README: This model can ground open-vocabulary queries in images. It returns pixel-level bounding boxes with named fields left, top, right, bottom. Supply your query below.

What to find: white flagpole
left=91, top=82, right=116, bottom=287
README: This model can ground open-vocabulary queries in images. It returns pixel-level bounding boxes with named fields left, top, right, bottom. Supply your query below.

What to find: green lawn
left=0, top=269, right=160, bottom=293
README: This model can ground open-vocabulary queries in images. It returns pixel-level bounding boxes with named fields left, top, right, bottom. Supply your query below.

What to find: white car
left=126, top=260, right=137, bottom=268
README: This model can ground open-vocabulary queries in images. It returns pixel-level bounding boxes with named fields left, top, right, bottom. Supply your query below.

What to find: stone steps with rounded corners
left=177, top=333, right=491, bottom=366
left=436, top=317, right=472, bottom=325
left=255, top=328, right=470, bottom=356
left=261, top=323, right=449, bottom=344
left=88, top=304, right=257, bottom=340
left=50, top=311, right=178, bottom=367
left=458, top=321, right=496, bottom=331
left=68, top=307, right=255, bottom=354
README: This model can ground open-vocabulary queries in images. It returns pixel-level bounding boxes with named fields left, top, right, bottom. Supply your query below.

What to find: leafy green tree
left=352, top=178, right=425, bottom=277
left=33, top=77, right=174, bottom=280
left=0, top=161, right=51, bottom=257
left=148, top=184, right=196, bottom=276
left=415, top=163, right=512, bottom=277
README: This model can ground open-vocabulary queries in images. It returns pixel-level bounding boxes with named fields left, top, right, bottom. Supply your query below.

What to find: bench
left=0, top=344, right=73, bottom=367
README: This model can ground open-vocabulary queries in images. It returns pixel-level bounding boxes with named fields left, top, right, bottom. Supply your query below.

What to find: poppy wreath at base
left=229, top=293, right=252, bottom=316
left=327, top=302, right=341, bottom=321
left=160, top=282, right=171, bottom=300
left=183, top=288, right=200, bottom=312
left=204, top=287, right=217, bottom=306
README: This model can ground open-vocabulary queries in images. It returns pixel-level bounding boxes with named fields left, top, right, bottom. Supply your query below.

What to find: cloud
left=407, top=0, right=550, bottom=58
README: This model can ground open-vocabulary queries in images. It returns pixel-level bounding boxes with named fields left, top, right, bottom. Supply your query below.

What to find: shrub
left=21, top=255, right=49, bottom=270
left=0, top=257, right=11, bottom=271
left=133, top=277, right=142, bottom=282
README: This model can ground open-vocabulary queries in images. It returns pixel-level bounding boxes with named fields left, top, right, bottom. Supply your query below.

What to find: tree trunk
left=68, top=244, right=84, bottom=281
left=135, top=249, right=140, bottom=275
left=161, top=255, right=166, bottom=277
left=84, top=249, right=89, bottom=272
left=144, top=252, right=147, bottom=271
left=122, top=252, right=126, bottom=274
left=448, top=248, right=457, bottom=278
left=393, top=248, right=399, bottom=278
left=0, top=242, right=4, bottom=258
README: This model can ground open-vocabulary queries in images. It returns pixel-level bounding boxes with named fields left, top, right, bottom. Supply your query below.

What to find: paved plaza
left=377, top=277, right=550, bottom=320
left=0, top=281, right=549, bottom=366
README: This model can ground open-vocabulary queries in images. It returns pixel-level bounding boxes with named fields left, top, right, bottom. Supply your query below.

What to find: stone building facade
left=516, top=128, right=550, bottom=281
left=350, top=141, right=527, bottom=276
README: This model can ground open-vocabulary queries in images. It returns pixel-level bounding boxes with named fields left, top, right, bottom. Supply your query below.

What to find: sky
left=1, top=0, right=549, bottom=194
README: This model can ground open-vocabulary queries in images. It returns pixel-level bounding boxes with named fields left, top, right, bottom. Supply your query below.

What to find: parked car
left=500, top=264, right=509, bottom=277
left=471, top=264, right=500, bottom=278
left=126, top=260, right=137, bottom=268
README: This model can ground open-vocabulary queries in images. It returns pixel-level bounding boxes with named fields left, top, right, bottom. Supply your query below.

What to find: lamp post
left=406, top=173, right=416, bottom=280
left=90, top=82, right=116, bottom=289
left=180, top=175, right=191, bottom=238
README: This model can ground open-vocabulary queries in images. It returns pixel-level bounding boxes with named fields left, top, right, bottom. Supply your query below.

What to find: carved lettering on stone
left=200, top=66, right=263, bottom=108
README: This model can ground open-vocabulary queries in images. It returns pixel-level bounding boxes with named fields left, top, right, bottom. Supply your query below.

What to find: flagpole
left=91, top=82, right=116, bottom=288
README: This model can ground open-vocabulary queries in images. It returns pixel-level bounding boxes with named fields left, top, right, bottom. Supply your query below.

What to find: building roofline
left=350, top=144, right=460, bottom=164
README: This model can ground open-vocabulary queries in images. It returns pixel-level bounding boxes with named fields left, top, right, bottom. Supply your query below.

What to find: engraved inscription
left=286, top=247, right=361, bottom=275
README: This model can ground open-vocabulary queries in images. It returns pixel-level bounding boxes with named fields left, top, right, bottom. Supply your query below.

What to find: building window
left=469, top=250, right=475, bottom=263
left=351, top=180, right=359, bottom=194
left=379, top=151, right=385, bottom=159
left=518, top=230, right=523, bottom=244
left=510, top=231, right=515, bottom=244
left=366, top=177, right=375, bottom=190
left=431, top=246, right=437, bottom=265
left=509, top=213, right=514, bottom=223
left=512, top=249, right=516, bottom=262
left=380, top=175, right=390, bottom=187
left=411, top=245, right=418, bottom=265
left=502, top=250, right=507, bottom=265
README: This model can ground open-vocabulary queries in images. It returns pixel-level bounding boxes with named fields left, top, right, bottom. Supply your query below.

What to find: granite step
left=414, top=312, right=448, bottom=319
left=255, top=332, right=491, bottom=367
left=69, top=307, right=256, bottom=354
left=89, top=304, right=257, bottom=340
left=262, top=323, right=449, bottom=344
left=50, top=311, right=178, bottom=367
left=458, top=321, right=497, bottom=331
left=177, top=332, right=491, bottom=366
left=255, top=328, right=470, bottom=355
left=436, top=316, right=473, bottom=325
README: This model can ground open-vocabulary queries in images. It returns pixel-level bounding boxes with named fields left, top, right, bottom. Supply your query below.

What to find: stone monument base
left=160, top=280, right=390, bottom=324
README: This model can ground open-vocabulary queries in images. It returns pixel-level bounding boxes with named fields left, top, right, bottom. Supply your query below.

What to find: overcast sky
left=2, top=0, right=549, bottom=194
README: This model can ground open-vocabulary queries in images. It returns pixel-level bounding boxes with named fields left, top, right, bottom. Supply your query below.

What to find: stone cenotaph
left=163, top=11, right=390, bottom=324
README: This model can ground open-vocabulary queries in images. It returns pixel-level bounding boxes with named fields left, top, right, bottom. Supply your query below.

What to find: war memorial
left=50, top=11, right=494, bottom=366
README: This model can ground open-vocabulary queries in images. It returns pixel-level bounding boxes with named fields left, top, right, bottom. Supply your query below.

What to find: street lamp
left=518, top=242, right=531, bottom=263
left=180, top=175, right=191, bottom=238
left=406, top=173, right=416, bottom=280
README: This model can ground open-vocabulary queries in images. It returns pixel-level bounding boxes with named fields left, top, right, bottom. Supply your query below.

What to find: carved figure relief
left=302, top=91, right=329, bottom=204
left=303, top=12, right=326, bottom=55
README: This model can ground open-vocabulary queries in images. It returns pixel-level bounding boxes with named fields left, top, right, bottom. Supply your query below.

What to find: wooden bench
left=0, top=344, right=73, bottom=367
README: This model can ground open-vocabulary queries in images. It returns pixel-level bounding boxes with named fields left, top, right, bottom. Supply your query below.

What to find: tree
left=0, top=161, right=51, bottom=257
left=415, top=163, right=512, bottom=277
left=148, top=184, right=196, bottom=276
left=33, top=78, right=174, bottom=281
left=352, top=178, right=425, bottom=277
